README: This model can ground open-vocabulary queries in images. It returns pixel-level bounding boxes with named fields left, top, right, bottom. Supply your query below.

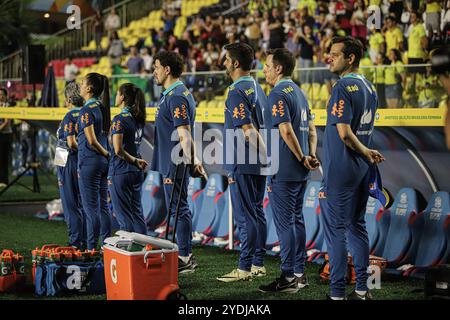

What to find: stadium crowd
left=91, top=0, right=449, bottom=108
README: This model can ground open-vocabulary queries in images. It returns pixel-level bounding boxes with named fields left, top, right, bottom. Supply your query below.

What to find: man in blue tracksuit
left=321, top=36, right=385, bottom=300
left=151, top=51, right=206, bottom=274
left=259, top=48, right=319, bottom=293
left=56, top=82, right=86, bottom=250
left=216, top=43, right=268, bottom=282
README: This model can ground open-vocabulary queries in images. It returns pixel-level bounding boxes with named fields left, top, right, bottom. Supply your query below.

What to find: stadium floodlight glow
left=44, top=13, right=50, bottom=19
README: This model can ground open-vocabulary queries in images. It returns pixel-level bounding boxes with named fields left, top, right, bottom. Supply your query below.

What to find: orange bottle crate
left=103, top=231, right=179, bottom=300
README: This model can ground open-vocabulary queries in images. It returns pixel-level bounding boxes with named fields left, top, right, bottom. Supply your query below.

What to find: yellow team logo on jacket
left=232, top=107, right=239, bottom=119
left=81, top=113, right=90, bottom=124
left=272, top=100, right=285, bottom=117
left=174, top=107, right=181, bottom=119
left=112, top=120, right=121, bottom=131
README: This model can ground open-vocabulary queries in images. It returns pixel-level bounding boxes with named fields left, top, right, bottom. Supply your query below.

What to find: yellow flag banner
left=0, top=107, right=446, bottom=126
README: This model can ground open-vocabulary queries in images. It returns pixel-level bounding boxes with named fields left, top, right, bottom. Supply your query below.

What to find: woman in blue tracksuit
left=78, top=72, right=112, bottom=250
left=108, top=83, right=148, bottom=233
left=56, top=82, right=86, bottom=250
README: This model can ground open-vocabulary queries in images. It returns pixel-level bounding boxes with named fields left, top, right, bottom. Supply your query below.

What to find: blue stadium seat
left=192, top=174, right=226, bottom=242
left=373, top=188, right=423, bottom=268
left=404, top=191, right=450, bottom=278
left=203, top=188, right=232, bottom=247
left=303, top=181, right=322, bottom=250
left=141, top=171, right=166, bottom=231
left=188, top=177, right=205, bottom=230
left=365, top=197, right=390, bottom=253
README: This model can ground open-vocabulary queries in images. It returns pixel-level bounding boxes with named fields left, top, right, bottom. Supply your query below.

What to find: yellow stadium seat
left=319, top=84, right=329, bottom=101
left=99, top=57, right=110, bottom=67
left=207, top=100, right=216, bottom=109
left=310, top=83, right=321, bottom=101
left=100, top=37, right=109, bottom=50
left=197, top=100, right=207, bottom=109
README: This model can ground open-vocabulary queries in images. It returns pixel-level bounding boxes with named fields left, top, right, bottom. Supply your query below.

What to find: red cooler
left=103, top=231, right=179, bottom=300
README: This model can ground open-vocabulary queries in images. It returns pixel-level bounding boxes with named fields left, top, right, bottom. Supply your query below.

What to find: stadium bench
left=402, top=191, right=450, bottom=278
left=373, top=188, right=423, bottom=269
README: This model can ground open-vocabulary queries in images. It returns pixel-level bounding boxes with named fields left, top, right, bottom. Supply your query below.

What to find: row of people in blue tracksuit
left=213, top=40, right=385, bottom=301
left=57, top=39, right=385, bottom=299
left=56, top=75, right=149, bottom=252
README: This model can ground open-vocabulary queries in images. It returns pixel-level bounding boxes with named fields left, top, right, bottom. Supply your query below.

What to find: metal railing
left=0, top=0, right=162, bottom=80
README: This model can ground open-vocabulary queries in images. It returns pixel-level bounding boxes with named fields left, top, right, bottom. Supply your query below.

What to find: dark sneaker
left=178, top=256, right=197, bottom=274
left=297, top=274, right=309, bottom=289
left=259, top=276, right=299, bottom=293
left=346, top=290, right=373, bottom=300
left=190, top=255, right=198, bottom=269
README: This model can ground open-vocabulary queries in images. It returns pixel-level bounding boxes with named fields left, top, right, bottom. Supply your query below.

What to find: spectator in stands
left=125, top=46, right=144, bottom=75
left=350, top=0, right=367, bottom=45
left=406, top=11, right=428, bottom=93
left=385, top=49, right=405, bottom=108
left=104, top=7, right=121, bottom=39
left=388, top=0, right=404, bottom=23
left=176, top=32, right=192, bottom=60
left=417, top=66, right=441, bottom=108
left=296, top=24, right=316, bottom=84
left=285, top=19, right=299, bottom=55
left=203, top=42, right=219, bottom=71
left=268, top=7, right=285, bottom=49
left=92, top=0, right=103, bottom=12
left=93, top=10, right=105, bottom=52
left=383, top=16, right=404, bottom=53
left=373, top=53, right=386, bottom=108
left=107, top=31, right=124, bottom=66
left=298, top=6, right=315, bottom=29
left=245, top=16, right=261, bottom=52
left=64, top=57, right=80, bottom=85
left=443, top=2, right=450, bottom=43
left=162, top=10, right=176, bottom=34
left=431, top=46, right=450, bottom=148
left=0, top=87, right=12, bottom=188
left=153, top=28, right=166, bottom=51
left=425, top=0, right=442, bottom=37
left=335, top=0, right=352, bottom=35
left=260, top=11, right=271, bottom=51
left=141, top=47, right=153, bottom=73
left=368, top=26, right=385, bottom=63
left=315, top=9, right=332, bottom=33
left=210, top=15, right=226, bottom=48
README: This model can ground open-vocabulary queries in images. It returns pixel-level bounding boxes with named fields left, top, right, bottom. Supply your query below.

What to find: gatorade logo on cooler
left=110, top=259, right=118, bottom=284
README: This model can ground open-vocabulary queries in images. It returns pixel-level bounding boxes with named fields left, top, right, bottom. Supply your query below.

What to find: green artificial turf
left=0, top=212, right=424, bottom=300
left=0, top=173, right=59, bottom=203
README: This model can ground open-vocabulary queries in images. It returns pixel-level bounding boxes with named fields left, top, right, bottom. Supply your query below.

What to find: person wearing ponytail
left=78, top=72, right=112, bottom=250
left=56, top=82, right=86, bottom=250
left=108, top=83, right=148, bottom=233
